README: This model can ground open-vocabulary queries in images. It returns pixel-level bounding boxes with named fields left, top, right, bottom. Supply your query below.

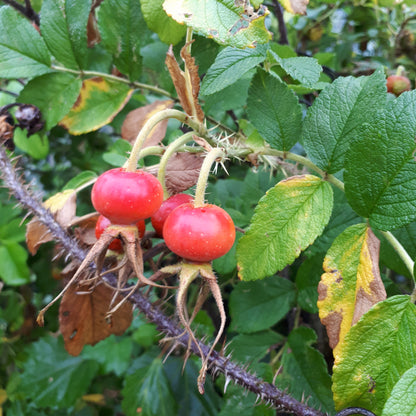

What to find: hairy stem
left=194, top=147, right=224, bottom=207
left=124, top=109, right=206, bottom=172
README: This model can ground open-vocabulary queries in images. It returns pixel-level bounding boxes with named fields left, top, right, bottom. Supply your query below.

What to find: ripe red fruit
left=163, top=203, right=236, bottom=262
left=95, top=215, right=145, bottom=252
left=91, top=168, right=163, bottom=224
left=386, top=75, right=411, bottom=96
left=151, top=193, right=194, bottom=237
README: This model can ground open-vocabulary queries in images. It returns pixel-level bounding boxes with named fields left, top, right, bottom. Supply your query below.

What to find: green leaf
left=332, top=295, right=416, bottom=414
left=13, top=128, right=49, bottom=160
left=164, top=358, right=221, bottom=416
left=122, top=357, right=176, bottom=416
left=18, top=72, right=82, bottom=130
left=98, top=0, right=145, bottom=81
left=200, top=45, right=268, bottom=95
left=40, top=0, right=84, bottom=69
left=295, top=253, right=324, bottom=313
left=229, top=275, right=296, bottom=333
left=62, top=171, right=97, bottom=191
left=203, top=69, right=254, bottom=114
left=219, top=385, right=274, bottom=416
left=82, top=335, right=133, bottom=377
left=302, top=68, right=387, bottom=173
left=247, top=70, right=303, bottom=151
left=382, top=366, right=416, bottom=416
left=268, top=50, right=322, bottom=87
left=344, top=91, right=416, bottom=231
left=64, top=0, right=91, bottom=69
left=163, top=0, right=271, bottom=48
left=0, top=6, right=51, bottom=78
left=60, top=78, right=133, bottom=135
left=277, top=327, right=335, bottom=414
left=18, top=336, right=99, bottom=408
left=141, top=0, right=186, bottom=45
left=309, top=187, right=362, bottom=256
left=229, top=331, right=284, bottom=363
left=237, top=175, right=333, bottom=281
left=0, top=218, right=26, bottom=243
left=0, top=242, right=30, bottom=286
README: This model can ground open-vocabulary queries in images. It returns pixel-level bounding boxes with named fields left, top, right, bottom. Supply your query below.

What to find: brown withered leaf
left=26, top=190, right=77, bottom=255
left=87, top=6, right=101, bottom=47
left=121, top=100, right=174, bottom=146
left=59, top=282, right=133, bottom=356
left=71, top=212, right=100, bottom=246
left=165, top=45, right=204, bottom=123
left=146, top=152, right=203, bottom=194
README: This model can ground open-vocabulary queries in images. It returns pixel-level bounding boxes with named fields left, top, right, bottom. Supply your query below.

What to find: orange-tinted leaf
left=121, top=100, right=174, bottom=146
left=60, top=77, right=133, bottom=135
left=165, top=45, right=204, bottom=122
left=26, top=190, right=77, bottom=255
left=317, top=224, right=386, bottom=360
left=59, top=282, right=133, bottom=356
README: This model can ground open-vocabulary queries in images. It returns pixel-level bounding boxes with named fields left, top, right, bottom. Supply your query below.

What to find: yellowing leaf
left=60, top=77, right=133, bottom=135
left=317, top=223, right=386, bottom=361
left=279, top=0, right=309, bottom=15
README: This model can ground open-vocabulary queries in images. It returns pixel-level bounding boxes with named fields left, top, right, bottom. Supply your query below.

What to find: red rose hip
left=91, top=168, right=163, bottom=224
left=151, top=193, right=194, bottom=237
left=163, top=203, right=236, bottom=262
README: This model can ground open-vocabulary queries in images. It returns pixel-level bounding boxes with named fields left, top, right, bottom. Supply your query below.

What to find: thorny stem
left=0, top=147, right=325, bottom=416
left=334, top=408, right=376, bottom=416
left=194, top=147, right=225, bottom=207
left=157, top=131, right=195, bottom=199
left=124, top=109, right=206, bottom=172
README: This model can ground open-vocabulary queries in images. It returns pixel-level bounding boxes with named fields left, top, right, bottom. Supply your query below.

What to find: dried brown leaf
left=165, top=45, right=204, bottom=122
left=26, top=190, right=77, bottom=255
left=280, top=0, right=309, bottom=15
left=121, top=100, right=174, bottom=146
left=146, top=152, right=203, bottom=194
left=59, top=282, right=133, bottom=356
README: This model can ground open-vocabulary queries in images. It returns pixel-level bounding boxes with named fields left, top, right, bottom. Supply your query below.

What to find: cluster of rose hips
left=91, top=167, right=236, bottom=262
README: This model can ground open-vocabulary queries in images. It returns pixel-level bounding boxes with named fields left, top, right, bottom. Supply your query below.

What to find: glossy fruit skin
left=95, top=215, right=145, bottom=252
left=163, top=203, right=236, bottom=262
left=91, top=168, right=163, bottom=224
left=151, top=193, right=194, bottom=237
left=386, top=75, right=411, bottom=96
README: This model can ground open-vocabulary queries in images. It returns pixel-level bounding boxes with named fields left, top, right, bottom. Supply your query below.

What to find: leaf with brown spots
left=121, top=100, right=174, bottom=146
left=60, top=77, right=133, bottom=135
left=59, top=282, right=133, bottom=356
left=317, top=223, right=386, bottom=360
left=165, top=45, right=204, bottom=122
left=26, top=190, right=77, bottom=255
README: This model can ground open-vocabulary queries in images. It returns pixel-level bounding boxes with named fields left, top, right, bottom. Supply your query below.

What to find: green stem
left=124, top=109, right=206, bottom=172
left=158, top=131, right=195, bottom=198
left=51, top=65, right=174, bottom=98
left=194, top=148, right=224, bottom=208
left=261, top=149, right=345, bottom=192
left=381, top=230, right=415, bottom=281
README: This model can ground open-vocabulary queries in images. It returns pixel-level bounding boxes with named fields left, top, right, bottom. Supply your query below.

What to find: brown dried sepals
left=165, top=44, right=204, bottom=123
left=37, top=223, right=176, bottom=329
left=160, top=262, right=226, bottom=395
